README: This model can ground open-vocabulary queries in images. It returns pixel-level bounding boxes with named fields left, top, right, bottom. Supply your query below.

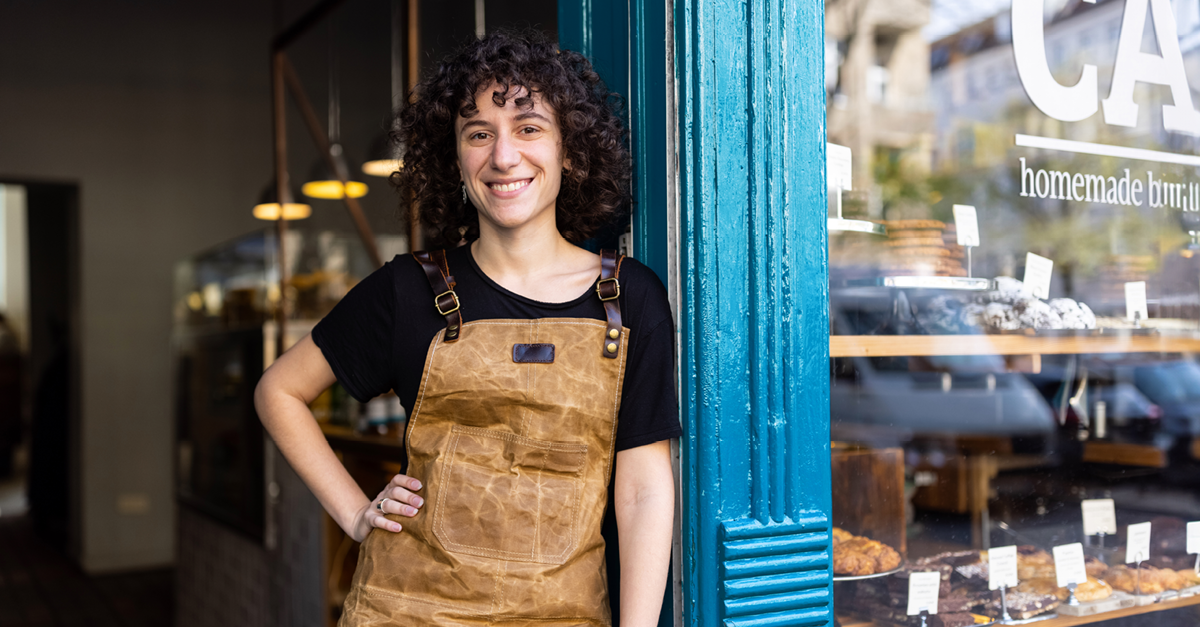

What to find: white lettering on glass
left=1103, top=0, right=1200, bottom=134
left=1013, top=0, right=1200, bottom=134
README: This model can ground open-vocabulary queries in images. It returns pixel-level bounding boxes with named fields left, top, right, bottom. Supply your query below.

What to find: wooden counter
left=320, top=422, right=405, bottom=461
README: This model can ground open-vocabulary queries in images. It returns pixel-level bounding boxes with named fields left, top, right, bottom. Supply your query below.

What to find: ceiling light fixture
left=303, top=18, right=368, bottom=199
left=253, top=180, right=312, bottom=220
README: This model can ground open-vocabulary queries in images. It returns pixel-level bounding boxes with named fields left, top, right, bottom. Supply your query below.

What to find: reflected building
left=826, top=0, right=936, bottom=214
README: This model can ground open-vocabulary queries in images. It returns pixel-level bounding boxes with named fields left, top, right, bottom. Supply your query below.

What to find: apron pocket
left=433, top=425, right=587, bottom=565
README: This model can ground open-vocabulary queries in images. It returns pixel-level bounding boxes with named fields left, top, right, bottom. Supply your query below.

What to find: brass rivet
left=447, top=331, right=457, bottom=338
left=608, top=329, right=619, bottom=339
left=448, top=325, right=459, bottom=331
left=606, top=342, right=617, bottom=354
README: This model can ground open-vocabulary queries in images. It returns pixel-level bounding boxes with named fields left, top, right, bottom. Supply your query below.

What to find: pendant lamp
left=362, top=1, right=407, bottom=178
left=303, top=18, right=368, bottom=200
left=361, top=131, right=404, bottom=178
left=302, top=144, right=369, bottom=199
left=253, top=180, right=312, bottom=221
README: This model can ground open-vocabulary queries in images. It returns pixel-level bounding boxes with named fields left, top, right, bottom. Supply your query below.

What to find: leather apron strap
left=597, top=249, right=624, bottom=359
left=413, top=250, right=463, bottom=342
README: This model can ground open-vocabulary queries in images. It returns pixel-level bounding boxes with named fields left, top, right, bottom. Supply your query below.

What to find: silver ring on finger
left=377, top=497, right=390, bottom=511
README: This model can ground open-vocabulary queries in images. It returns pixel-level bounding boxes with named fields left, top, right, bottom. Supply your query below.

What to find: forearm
left=255, top=375, right=369, bottom=536
left=615, top=444, right=675, bottom=627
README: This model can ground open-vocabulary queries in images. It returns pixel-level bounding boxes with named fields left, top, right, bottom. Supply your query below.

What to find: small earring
left=461, top=184, right=467, bottom=204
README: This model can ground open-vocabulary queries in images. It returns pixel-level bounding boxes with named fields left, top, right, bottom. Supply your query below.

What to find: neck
left=471, top=217, right=575, bottom=280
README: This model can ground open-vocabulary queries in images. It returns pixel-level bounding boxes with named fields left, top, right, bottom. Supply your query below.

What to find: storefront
left=170, top=0, right=1200, bottom=625
left=820, top=0, right=1200, bottom=625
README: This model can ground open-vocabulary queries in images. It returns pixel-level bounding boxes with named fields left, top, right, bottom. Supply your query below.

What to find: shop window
left=827, top=0, right=1200, bottom=624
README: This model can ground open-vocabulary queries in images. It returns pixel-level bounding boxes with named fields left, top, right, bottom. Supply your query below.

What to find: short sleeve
left=311, top=261, right=396, bottom=403
left=614, top=309, right=682, bottom=451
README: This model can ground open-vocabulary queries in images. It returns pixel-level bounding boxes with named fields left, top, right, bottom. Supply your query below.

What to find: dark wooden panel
left=831, top=446, right=906, bottom=556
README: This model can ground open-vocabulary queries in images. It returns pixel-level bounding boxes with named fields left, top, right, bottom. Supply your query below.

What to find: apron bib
left=339, top=250, right=628, bottom=627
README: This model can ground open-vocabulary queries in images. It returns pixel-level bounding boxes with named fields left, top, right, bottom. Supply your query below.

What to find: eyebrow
left=460, top=110, right=553, bottom=133
left=514, top=111, right=552, bottom=124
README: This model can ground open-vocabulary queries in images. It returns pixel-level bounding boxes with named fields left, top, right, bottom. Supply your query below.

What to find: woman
left=255, top=31, right=678, bottom=626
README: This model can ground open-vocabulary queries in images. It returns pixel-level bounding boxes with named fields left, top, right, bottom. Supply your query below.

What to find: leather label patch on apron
left=512, top=343, right=555, bottom=363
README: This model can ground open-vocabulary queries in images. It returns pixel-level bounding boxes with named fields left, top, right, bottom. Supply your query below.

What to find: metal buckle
left=596, top=278, right=620, bottom=301
left=434, top=290, right=460, bottom=316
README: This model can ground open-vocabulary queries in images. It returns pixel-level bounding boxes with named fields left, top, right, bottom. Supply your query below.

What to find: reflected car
left=830, top=355, right=1057, bottom=444
left=1131, top=361, right=1200, bottom=436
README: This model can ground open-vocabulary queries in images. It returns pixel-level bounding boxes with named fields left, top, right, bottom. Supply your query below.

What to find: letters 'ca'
left=1013, top=0, right=1200, bottom=134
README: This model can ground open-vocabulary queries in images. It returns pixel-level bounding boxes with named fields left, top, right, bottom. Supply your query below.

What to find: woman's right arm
left=254, top=334, right=423, bottom=542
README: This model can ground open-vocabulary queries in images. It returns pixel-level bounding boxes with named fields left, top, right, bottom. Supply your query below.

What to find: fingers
left=371, top=511, right=403, bottom=533
left=385, top=474, right=425, bottom=513
left=380, top=494, right=422, bottom=517
left=371, top=474, right=425, bottom=533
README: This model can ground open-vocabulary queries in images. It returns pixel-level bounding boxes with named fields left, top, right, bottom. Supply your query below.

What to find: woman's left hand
left=348, top=473, right=425, bottom=542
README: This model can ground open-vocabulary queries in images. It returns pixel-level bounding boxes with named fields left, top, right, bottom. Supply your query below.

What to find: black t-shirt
left=312, top=245, right=681, bottom=451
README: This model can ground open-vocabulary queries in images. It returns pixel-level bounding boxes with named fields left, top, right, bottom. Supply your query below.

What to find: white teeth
left=490, top=180, right=529, bottom=192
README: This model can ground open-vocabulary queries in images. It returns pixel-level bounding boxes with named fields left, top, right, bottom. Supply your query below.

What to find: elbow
left=253, top=370, right=276, bottom=427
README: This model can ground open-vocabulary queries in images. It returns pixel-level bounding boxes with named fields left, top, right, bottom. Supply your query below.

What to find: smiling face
left=455, top=84, right=566, bottom=238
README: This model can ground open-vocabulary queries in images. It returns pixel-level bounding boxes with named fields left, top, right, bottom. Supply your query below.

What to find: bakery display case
left=825, top=0, right=1200, bottom=624
left=173, top=227, right=406, bottom=542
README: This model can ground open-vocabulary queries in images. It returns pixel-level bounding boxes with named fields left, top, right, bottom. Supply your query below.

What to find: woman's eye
left=469, top=132, right=490, bottom=141
left=520, top=126, right=541, bottom=135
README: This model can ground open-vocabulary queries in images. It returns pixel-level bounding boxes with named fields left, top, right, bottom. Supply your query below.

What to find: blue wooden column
left=676, top=0, right=832, bottom=625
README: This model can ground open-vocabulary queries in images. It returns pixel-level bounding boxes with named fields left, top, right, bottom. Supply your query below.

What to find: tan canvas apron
left=339, top=249, right=629, bottom=627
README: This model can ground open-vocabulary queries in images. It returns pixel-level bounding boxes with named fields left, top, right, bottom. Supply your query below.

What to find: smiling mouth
left=488, top=179, right=531, bottom=193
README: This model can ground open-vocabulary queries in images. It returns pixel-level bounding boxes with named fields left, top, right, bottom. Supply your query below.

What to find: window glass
left=826, top=0, right=1200, bottom=623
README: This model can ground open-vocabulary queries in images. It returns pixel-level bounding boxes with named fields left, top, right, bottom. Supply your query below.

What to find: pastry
left=1014, top=576, right=1114, bottom=602
left=989, top=277, right=1034, bottom=305
left=1107, top=565, right=1166, bottom=594
left=1049, top=298, right=1096, bottom=330
left=1076, top=577, right=1113, bottom=601
left=1177, top=569, right=1200, bottom=586
left=888, top=246, right=952, bottom=258
left=1085, top=557, right=1108, bottom=579
left=886, top=237, right=948, bottom=248
left=832, top=526, right=854, bottom=545
left=983, top=302, right=1021, bottom=332
left=832, top=532, right=901, bottom=576
left=1015, top=299, right=1064, bottom=330
left=986, top=589, right=1059, bottom=620
left=886, top=219, right=946, bottom=230
left=891, top=229, right=945, bottom=240
left=1016, top=550, right=1056, bottom=580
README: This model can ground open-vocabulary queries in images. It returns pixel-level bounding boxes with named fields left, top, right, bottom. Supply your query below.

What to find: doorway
left=0, top=180, right=81, bottom=554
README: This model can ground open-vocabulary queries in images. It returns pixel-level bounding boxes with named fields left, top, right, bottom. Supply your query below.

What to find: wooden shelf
left=836, top=592, right=1200, bottom=627
left=830, top=334, right=1200, bottom=358
left=320, top=423, right=405, bottom=461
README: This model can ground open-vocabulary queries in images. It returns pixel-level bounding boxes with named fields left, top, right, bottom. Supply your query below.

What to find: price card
left=827, top=143, right=852, bottom=192
left=1126, top=522, right=1152, bottom=563
left=907, top=571, right=941, bottom=615
left=1023, top=253, right=1054, bottom=299
left=1081, top=498, right=1118, bottom=536
left=1125, top=281, right=1148, bottom=322
left=1053, top=543, right=1088, bottom=588
left=988, top=545, right=1019, bottom=590
left=953, top=205, right=981, bottom=247
left=1187, top=521, right=1199, bottom=555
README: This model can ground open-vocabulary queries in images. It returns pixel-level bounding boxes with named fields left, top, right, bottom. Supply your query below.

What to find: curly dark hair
left=390, top=30, right=630, bottom=247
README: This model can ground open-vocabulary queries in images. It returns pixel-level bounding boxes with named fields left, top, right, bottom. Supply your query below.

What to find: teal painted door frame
left=562, top=1, right=833, bottom=625
left=675, top=0, right=832, bottom=624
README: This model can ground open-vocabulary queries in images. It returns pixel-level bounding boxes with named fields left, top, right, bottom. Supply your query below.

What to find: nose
left=489, top=133, right=521, bottom=171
